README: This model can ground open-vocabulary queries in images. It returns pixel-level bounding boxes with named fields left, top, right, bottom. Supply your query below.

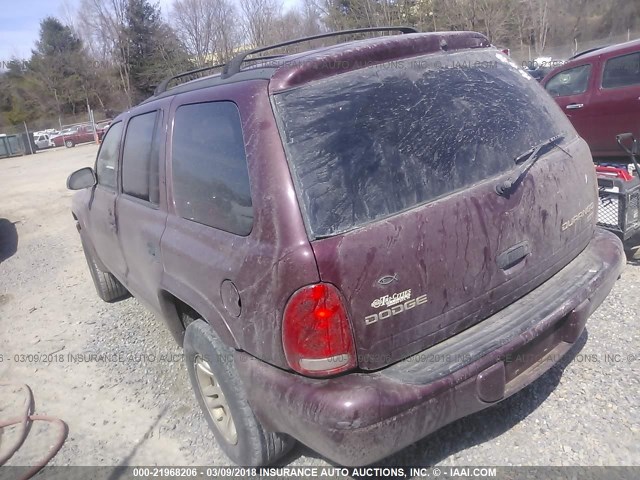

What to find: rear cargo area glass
left=274, top=50, right=575, bottom=237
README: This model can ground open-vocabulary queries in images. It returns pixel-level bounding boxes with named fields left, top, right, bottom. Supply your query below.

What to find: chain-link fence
left=0, top=110, right=113, bottom=158
left=0, top=111, right=111, bottom=137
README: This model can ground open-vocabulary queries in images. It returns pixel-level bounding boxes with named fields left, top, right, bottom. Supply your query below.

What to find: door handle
left=566, top=103, right=584, bottom=110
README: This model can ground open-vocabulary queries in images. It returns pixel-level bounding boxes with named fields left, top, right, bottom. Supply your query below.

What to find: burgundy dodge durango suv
left=67, top=28, right=625, bottom=466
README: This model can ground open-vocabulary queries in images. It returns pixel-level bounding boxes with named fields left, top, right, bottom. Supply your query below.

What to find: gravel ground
left=0, top=145, right=638, bottom=471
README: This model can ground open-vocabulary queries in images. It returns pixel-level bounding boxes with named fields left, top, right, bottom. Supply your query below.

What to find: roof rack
left=221, top=26, right=418, bottom=78
left=153, top=53, right=291, bottom=96
left=154, top=63, right=226, bottom=96
left=153, top=27, right=418, bottom=95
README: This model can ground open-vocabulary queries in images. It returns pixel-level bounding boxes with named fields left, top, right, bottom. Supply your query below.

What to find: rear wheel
left=81, top=239, right=129, bottom=302
left=184, top=319, right=295, bottom=465
left=65, top=139, right=75, bottom=148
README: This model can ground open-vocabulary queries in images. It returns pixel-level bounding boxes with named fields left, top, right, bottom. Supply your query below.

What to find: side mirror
left=616, top=133, right=638, bottom=156
left=67, top=167, right=97, bottom=190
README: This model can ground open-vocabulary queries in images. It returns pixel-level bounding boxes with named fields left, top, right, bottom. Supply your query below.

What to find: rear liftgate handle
left=497, top=241, right=531, bottom=271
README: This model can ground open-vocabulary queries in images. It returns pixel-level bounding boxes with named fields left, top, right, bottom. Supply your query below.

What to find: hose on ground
left=0, top=383, right=68, bottom=480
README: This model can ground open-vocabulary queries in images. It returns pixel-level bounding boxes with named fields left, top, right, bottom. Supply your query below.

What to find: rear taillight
left=282, top=283, right=356, bottom=377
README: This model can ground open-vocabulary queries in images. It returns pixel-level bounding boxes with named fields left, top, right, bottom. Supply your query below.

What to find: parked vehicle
left=524, top=65, right=551, bottom=81
left=67, top=28, right=625, bottom=466
left=595, top=133, right=640, bottom=242
left=523, top=57, right=565, bottom=82
left=96, top=121, right=111, bottom=133
left=541, top=38, right=640, bottom=157
left=53, top=124, right=102, bottom=148
left=33, top=133, right=54, bottom=149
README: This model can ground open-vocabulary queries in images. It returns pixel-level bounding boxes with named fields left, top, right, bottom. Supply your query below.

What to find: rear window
left=274, top=50, right=575, bottom=237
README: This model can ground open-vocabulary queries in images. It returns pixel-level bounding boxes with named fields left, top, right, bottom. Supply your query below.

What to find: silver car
left=34, top=134, right=54, bottom=149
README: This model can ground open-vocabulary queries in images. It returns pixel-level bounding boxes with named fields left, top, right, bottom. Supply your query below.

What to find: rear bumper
left=235, top=228, right=625, bottom=466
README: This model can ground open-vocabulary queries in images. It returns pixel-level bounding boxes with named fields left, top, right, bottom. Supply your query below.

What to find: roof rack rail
left=154, top=63, right=226, bottom=96
left=221, top=26, right=418, bottom=79
left=153, top=53, right=290, bottom=96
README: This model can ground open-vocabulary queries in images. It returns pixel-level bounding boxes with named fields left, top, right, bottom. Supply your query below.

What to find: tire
left=625, top=244, right=640, bottom=262
left=184, top=320, right=295, bottom=466
left=81, top=239, right=129, bottom=302
left=65, top=140, right=75, bottom=148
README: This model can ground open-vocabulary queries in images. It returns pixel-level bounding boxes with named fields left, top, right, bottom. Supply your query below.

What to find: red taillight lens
left=283, top=283, right=356, bottom=377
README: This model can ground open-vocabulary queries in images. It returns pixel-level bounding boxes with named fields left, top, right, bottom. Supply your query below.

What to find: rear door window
left=275, top=50, right=575, bottom=237
left=171, top=101, right=253, bottom=235
left=95, top=122, right=123, bottom=190
left=545, top=64, right=592, bottom=97
left=121, top=111, right=160, bottom=203
left=602, top=52, right=640, bottom=88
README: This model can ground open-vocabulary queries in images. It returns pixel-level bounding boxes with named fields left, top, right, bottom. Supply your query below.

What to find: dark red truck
left=67, top=28, right=625, bottom=466
left=541, top=38, right=640, bottom=157
left=53, top=124, right=104, bottom=148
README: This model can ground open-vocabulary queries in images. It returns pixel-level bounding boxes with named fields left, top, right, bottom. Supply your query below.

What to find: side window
left=96, top=122, right=123, bottom=189
left=121, top=111, right=160, bottom=203
left=171, top=101, right=253, bottom=235
left=602, top=52, right=640, bottom=89
left=545, top=64, right=591, bottom=97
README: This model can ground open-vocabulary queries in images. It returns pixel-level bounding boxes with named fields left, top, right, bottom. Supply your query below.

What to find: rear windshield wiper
left=496, top=134, right=569, bottom=196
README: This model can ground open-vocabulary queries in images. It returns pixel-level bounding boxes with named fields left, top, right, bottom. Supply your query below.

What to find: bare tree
left=172, top=0, right=215, bottom=66
left=239, top=0, right=283, bottom=47
left=477, top=0, right=514, bottom=44
left=172, top=0, right=240, bottom=66
left=78, top=0, right=133, bottom=106
left=212, top=0, right=241, bottom=61
left=526, top=0, right=551, bottom=54
left=434, top=0, right=512, bottom=43
left=299, top=0, right=325, bottom=36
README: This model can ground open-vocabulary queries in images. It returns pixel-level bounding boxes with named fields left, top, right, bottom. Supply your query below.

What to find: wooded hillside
left=1, top=0, right=638, bottom=130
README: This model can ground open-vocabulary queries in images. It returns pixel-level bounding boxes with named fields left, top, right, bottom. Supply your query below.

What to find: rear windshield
left=274, top=49, right=575, bottom=238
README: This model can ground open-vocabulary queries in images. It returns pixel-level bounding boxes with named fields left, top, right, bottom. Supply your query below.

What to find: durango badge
left=562, top=202, right=595, bottom=231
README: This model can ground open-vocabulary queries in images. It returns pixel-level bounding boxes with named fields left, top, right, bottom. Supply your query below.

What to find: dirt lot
left=0, top=144, right=639, bottom=470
